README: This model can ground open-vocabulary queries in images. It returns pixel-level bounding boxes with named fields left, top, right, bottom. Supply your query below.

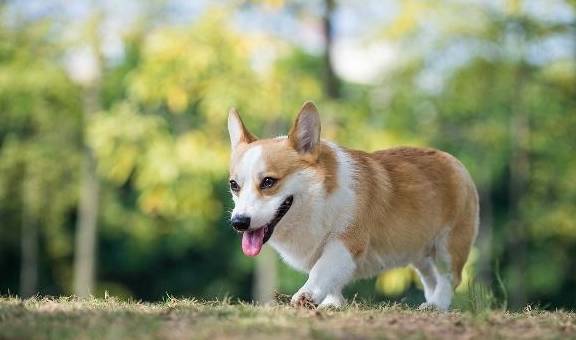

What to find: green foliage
left=0, top=14, right=82, bottom=292
left=0, top=0, right=575, bottom=310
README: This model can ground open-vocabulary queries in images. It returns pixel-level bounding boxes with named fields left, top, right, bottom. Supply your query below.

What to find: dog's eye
left=260, top=177, right=277, bottom=190
left=229, top=180, right=240, bottom=192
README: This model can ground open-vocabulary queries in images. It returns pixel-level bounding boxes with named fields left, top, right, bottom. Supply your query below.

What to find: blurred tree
left=0, top=6, right=82, bottom=297
left=72, top=9, right=104, bottom=298
left=322, top=0, right=340, bottom=99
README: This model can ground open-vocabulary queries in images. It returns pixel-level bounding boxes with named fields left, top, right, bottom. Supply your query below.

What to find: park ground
left=0, top=297, right=575, bottom=339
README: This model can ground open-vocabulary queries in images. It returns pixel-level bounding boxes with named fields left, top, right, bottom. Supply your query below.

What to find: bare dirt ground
left=0, top=297, right=574, bottom=339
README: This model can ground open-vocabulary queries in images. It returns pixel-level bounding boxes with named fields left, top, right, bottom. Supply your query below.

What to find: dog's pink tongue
left=242, top=228, right=265, bottom=256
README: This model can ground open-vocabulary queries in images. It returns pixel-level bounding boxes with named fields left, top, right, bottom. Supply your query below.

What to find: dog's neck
left=268, top=142, right=358, bottom=272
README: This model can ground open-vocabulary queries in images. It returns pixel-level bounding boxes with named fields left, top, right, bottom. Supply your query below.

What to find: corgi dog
left=227, top=102, right=478, bottom=310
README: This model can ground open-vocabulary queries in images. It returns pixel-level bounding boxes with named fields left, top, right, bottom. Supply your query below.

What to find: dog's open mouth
left=241, top=195, right=293, bottom=257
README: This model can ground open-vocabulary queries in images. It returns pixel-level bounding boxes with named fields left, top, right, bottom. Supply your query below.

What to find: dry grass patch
left=0, top=297, right=574, bottom=339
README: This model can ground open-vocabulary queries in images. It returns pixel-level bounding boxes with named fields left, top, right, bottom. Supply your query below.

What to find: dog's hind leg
left=416, top=234, right=454, bottom=311
left=421, top=207, right=478, bottom=312
left=413, top=257, right=437, bottom=303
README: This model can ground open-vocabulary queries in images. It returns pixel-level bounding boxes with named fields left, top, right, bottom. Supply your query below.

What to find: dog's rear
left=341, top=147, right=479, bottom=309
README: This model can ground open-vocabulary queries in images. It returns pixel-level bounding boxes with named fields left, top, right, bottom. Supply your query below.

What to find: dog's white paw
left=318, top=293, right=345, bottom=309
left=290, top=291, right=315, bottom=308
left=291, top=287, right=324, bottom=308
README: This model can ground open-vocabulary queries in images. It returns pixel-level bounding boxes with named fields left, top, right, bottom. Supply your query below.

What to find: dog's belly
left=353, top=248, right=423, bottom=279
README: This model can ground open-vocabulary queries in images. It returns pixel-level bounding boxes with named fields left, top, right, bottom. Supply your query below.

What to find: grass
left=0, top=296, right=575, bottom=340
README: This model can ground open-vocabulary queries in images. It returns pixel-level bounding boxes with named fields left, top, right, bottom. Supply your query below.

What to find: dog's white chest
left=269, top=240, right=318, bottom=273
left=269, top=218, right=328, bottom=273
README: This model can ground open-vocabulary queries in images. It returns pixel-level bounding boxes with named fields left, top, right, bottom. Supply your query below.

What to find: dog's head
left=227, top=102, right=322, bottom=256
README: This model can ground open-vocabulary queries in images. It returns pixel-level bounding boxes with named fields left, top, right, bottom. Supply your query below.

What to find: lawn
left=0, top=297, right=574, bottom=339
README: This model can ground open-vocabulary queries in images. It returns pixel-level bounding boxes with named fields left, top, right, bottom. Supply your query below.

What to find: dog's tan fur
left=340, top=147, right=478, bottom=287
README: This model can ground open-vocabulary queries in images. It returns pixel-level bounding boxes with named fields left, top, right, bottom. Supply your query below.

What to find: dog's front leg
left=291, top=240, right=356, bottom=307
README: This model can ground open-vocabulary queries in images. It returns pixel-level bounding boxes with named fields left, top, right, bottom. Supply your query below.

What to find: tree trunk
left=73, top=141, right=100, bottom=297
left=322, top=0, right=340, bottom=99
left=19, top=187, right=38, bottom=298
left=73, top=15, right=103, bottom=297
left=507, top=65, right=530, bottom=309
left=253, top=247, right=277, bottom=304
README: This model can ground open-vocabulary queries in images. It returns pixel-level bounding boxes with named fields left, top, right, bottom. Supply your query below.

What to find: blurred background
left=0, top=0, right=575, bottom=310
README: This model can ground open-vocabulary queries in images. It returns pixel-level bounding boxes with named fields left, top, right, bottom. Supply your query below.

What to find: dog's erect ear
left=228, top=108, right=257, bottom=149
left=288, top=101, right=321, bottom=156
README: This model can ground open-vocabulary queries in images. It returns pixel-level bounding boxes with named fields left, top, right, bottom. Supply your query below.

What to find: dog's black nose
left=231, top=215, right=251, bottom=231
